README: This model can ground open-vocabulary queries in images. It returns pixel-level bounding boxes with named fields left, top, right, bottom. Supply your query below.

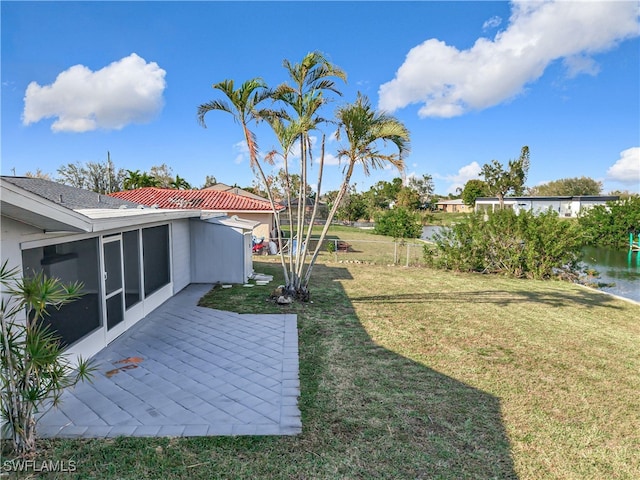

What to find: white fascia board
left=75, top=208, right=201, bottom=232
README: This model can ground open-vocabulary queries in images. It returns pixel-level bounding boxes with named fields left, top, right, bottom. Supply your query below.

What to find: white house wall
left=171, top=219, right=191, bottom=294
left=190, top=219, right=248, bottom=284
left=1, top=216, right=40, bottom=272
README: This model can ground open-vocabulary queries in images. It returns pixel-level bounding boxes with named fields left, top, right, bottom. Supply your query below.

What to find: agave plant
left=0, top=261, right=95, bottom=456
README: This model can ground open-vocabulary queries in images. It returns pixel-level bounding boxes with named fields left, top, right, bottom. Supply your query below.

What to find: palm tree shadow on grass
left=279, top=263, right=518, bottom=479
left=348, top=286, right=626, bottom=309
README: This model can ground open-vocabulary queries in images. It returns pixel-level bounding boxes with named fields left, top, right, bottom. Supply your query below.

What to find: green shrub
left=424, top=209, right=584, bottom=279
left=374, top=207, right=422, bottom=239
left=326, top=241, right=336, bottom=253
left=578, top=196, right=640, bottom=249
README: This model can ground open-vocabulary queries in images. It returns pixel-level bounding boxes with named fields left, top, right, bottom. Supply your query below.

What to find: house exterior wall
left=243, top=232, right=253, bottom=281
left=0, top=216, right=40, bottom=271
left=171, top=219, right=191, bottom=293
left=438, top=203, right=472, bottom=213
left=437, top=202, right=472, bottom=213
left=190, top=219, right=249, bottom=284
left=1, top=215, right=183, bottom=363
left=573, top=199, right=608, bottom=215
left=224, top=212, right=273, bottom=240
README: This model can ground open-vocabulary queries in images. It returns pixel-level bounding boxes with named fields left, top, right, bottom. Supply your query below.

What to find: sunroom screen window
left=142, top=225, right=170, bottom=297
left=123, top=230, right=141, bottom=308
left=21, top=238, right=101, bottom=347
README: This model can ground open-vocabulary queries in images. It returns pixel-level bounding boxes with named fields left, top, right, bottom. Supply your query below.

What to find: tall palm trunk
left=303, top=159, right=356, bottom=287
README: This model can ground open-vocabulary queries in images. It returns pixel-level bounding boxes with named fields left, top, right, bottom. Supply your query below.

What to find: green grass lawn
left=8, top=228, right=639, bottom=479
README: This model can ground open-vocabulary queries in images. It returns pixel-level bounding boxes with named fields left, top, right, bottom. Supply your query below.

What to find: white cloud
left=606, top=147, right=640, bottom=185
left=22, top=53, right=166, bottom=132
left=378, top=1, right=639, bottom=118
left=233, top=141, right=249, bottom=164
left=562, top=54, right=600, bottom=79
left=437, top=161, right=482, bottom=194
left=483, top=16, right=502, bottom=31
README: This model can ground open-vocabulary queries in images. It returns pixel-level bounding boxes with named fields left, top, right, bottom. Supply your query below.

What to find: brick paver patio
left=37, top=284, right=301, bottom=438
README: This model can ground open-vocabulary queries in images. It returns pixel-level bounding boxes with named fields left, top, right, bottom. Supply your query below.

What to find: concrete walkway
left=37, top=284, right=301, bottom=438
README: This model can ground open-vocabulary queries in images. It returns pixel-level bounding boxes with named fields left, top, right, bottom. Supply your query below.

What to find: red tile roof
left=109, top=188, right=279, bottom=212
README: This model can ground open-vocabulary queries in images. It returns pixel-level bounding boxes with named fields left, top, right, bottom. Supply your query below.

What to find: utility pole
left=107, top=151, right=111, bottom=193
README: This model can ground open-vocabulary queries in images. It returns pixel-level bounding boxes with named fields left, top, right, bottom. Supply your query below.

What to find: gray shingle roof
left=1, top=176, right=139, bottom=210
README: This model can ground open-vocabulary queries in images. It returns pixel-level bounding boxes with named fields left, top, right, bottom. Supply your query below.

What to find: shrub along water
left=578, top=196, right=640, bottom=249
left=424, top=208, right=584, bottom=279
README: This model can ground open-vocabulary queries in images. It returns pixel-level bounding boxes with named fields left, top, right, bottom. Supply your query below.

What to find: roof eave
left=1, top=180, right=92, bottom=232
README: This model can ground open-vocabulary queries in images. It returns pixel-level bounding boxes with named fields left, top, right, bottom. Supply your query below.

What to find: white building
left=474, top=195, right=619, bottom=217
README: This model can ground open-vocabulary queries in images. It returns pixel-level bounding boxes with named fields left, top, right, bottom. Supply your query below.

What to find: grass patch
left=7, top=227, right=639, bottom=479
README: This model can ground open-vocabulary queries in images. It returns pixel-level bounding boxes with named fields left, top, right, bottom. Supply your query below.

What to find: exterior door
left=103, top=235, right=126, bottom=342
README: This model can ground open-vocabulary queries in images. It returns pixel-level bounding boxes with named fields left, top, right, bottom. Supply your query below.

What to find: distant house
left=202, top=182, right=268, bottom=202
left=435, top=199, right=473, bottom=213
left=280, top=197, right=329, bottom=223
left=474, top=196, right=620, bottom=217
left=1, top=176, right=258, bottom=363
left=110, top=187, right=283, bottom=240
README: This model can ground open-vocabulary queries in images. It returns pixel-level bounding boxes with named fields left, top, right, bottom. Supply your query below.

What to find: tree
left=271, top=52, right=348, bottom=296
left=461, top=179, right=490, bottom=206
left=123, top=170, right=160, bottom=190
left=407, top=174, right=435, bottom=205
left=0, top=262, right=94, bottom=455
left=201, top=175, right=218, bottom=188
left=24, top=169, right=52, bottom=180
left=198, top=77, right=292, bottom=284
left=528, top=176, right=602, bottom=196
left=480, top=146, right=530, bottom=208
left=57, top=162, right=88, bottom=189
left=371, top=178, right=404, bottom=209
left=374, top=207, right=422, bottom=239
left=334, top=188, right=367, bottom=222
left=149, top=164, right=174, bottom=188
left=169, top=175, right=192, bottom=190
left=304, top=93, right=410, bottom=287
left=395, top=186, right=422, bottom=210
left=57, top=153, right=125, bottom=193
left=198, top=56, right=409, bottom=300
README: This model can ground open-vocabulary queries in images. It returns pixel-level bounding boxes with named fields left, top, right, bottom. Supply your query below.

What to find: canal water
left=581, top=246, right=640, bottom=302
left=422, top=226, right=640, bottom=303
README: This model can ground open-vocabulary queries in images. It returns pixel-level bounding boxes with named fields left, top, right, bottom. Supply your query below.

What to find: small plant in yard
left=325, top=241, right=336, bottom=254
left=0, top=261, right=94, bottom=456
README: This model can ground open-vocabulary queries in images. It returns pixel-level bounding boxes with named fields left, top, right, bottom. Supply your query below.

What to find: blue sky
left=2, top=1, right=639, bottom=195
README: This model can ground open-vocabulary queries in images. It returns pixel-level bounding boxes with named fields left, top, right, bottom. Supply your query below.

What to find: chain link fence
left=257, top=236, right=430, bottom=267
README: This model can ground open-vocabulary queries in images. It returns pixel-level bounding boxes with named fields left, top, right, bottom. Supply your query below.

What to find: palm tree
left=139, top=172, right=160, bottom=188
left=263, top=116, right=304, bottom=283
left=197, top=78, right=291, bottom=283
left=302, top=93, right=410, bottom=287
left=270, top=52, right=347, bottom=295
left=123, top=169, right=143, bottom=190
left=170, top=175, right=192, bottom=190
